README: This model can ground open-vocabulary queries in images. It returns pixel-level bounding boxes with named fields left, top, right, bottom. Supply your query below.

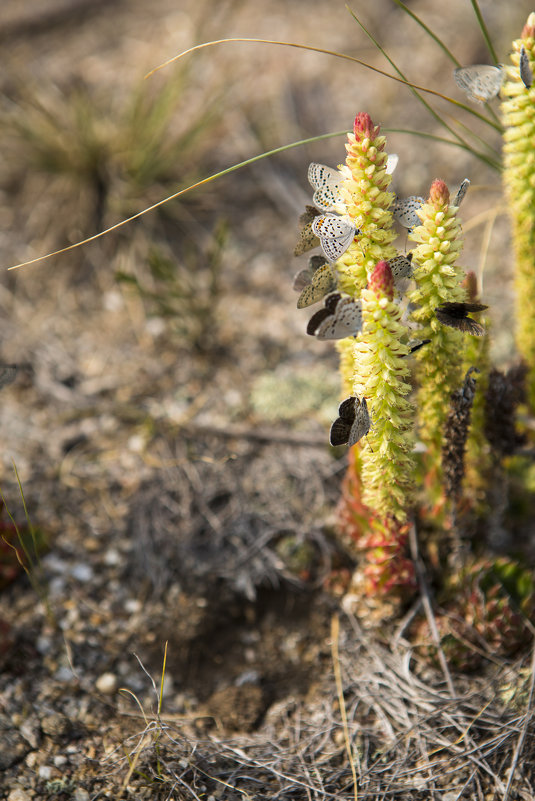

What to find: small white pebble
left=103, top=548, right=121, bottom=567
left=38, top=765, right=52, bottom=780
left=124, top=598, right=142, bottom=614
left=7, top=789, right=32, bottom=801
left=96, top=672, right=118, bottom=695
left=71, top=563, right=93, bottom=582
left=54, top=755, right=67, bottom=768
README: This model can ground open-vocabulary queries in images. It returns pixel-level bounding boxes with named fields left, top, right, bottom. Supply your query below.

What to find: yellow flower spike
left=502, top=13, right=535, bottom=408
left=407, top=179, right=467, bottom=471
left=334, top=113, right=400, bottom=392
left=352, top=261, right=415, bottom=524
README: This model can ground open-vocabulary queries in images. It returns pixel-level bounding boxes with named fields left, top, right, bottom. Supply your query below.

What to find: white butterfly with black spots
left=308, top=155, right=398, bottom=213
left=392, top=196, right=425, bottom=230
left=312, top=215, right=358, bottom=263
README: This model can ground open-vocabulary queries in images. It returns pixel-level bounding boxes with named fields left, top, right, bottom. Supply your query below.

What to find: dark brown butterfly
left=294, top=205, right=321, bottom=256
left=330, top=396, right=371, bottom=447
left=435, top=302, right=488, bottom=336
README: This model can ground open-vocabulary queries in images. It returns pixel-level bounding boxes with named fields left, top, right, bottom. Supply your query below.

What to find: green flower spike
left=408, top=179, right=466, bottom=462
left=336, top=112, right=398, bottom=396
left=502, top=13, right=535, bottom=408
left=352, top=260, right=415, bottom=523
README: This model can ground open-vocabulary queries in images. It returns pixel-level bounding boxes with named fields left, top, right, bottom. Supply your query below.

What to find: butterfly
left=389, top=253, right=414, bottom=281
left=330, top=396, right=371, bottom=447
left=520, top=45, right=533, bottom=89
left=435, top=302, right=488, bottom=336
left=296, top=263, right=337, bottom=308
left=294, top=205, right=321, bottom=256
left=453, top=64, right=504, bottom=104
left=391, top=196, right=425, bottom=230
left=312, top=214, right=357, bottom=263
left=308, top=154, right=399, bottom=216
left=307, top=292, right=363, bottom=340
left=308, top=163, right=344, bottom=212
left=292, top=255, right=328, bottom=292
left=0, top=364, right=17, bottom=390
left=453, top=179, right=470, bottom=208
left=404, top=339, right=431, bottom=356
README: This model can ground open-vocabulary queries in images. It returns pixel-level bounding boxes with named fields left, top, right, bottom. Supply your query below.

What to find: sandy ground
left=0, top=1, right=534, bottom=798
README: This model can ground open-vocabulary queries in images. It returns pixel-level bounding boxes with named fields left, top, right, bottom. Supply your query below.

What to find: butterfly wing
left=386, top=153, right=398, bottom=175
left=453, top=65, right=504, bottom=103
left=308, top=163, right=344, bottom=212
left=297, top=264, right=337, bottom=308
left=392, top=196, right=425, bottom=230
left=348, top=397, right=371, bottom=447
left=389, top=254, right=414, bottom=280
left=329, top=396, right=357, bottom=446
left=520, top=45, right=533, bottom=89
left=294, top=205, right=321, bottom=256
left=292, top=266, right=314, bottom=292
left=453, top=179, right=470, bottom=208
left=315, top=298, right=363, bottom=340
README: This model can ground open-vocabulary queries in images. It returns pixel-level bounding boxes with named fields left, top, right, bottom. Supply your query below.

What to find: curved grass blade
left=145, top=37, right=465, bottom=106
left=469, top=0, right=499, bottom=65
left=383, top=128, right=501, bottom=171
left=389, top=0, right=501, bottom=128
left=7, top=130, right=348, bottom=271
left=390, top=0, right=460, bottom=66
left=347, top=6, right=502, bottom=135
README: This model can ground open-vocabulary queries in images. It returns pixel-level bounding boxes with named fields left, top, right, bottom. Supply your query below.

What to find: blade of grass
left=383, top=128, right=501, bottom=170
left=390, top=0, right=461, bottom=67
left=145, top=36, right=464, bottom=107
left=470, top=0, right=499, bottom=65
left=6, top=130, right=346, bottom=271
left=390, top=0, right=501, bottom=128
left=331, top=614, right=359, bottom=801
left=348, top=6, right=502, bottom=154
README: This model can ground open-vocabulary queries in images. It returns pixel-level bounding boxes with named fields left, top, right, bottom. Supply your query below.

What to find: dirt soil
left=0, top=1, right=534, bottom=799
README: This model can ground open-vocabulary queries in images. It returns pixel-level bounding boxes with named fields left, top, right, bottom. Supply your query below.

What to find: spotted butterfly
left=392, top=196, right=425, bottom=230
left=312, top=215, right=357, bottom=262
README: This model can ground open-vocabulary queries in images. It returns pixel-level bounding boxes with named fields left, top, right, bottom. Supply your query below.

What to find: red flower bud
left=369, top=260, right=394, bottom=301
left=354, top=112, right=380, bottom=141
left=429, top=179, right=450, bottom=206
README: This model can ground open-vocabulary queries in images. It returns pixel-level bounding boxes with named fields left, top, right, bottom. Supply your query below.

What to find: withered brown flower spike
left=435, top=301, right=488, bottom=336
left=484, top=363, right=528, bottom=456
left=442, top=367, right=480, bottom=500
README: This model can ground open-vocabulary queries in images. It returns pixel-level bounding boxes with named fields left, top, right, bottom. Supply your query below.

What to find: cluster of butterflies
left=293, top=157, right=477, bottom=344
left=453, top=44, right=533, bottom=104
